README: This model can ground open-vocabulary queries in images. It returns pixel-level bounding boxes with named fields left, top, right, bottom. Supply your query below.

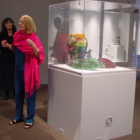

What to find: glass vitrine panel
left=48, top=0, right=139, bottom=76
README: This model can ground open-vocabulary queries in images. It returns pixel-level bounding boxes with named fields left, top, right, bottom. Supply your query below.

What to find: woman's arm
left=27, top=39, right=39, bottom=57
left=7, top=43, right=15, bottom=52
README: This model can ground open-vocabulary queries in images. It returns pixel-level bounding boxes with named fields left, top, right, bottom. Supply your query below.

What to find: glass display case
left=48, top=0, right=139, bottom=76
left=48, top=1, right=140, bottom=140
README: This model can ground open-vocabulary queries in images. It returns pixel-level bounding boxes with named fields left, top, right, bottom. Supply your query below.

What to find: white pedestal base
left=48, top=67, right=136, bottom=140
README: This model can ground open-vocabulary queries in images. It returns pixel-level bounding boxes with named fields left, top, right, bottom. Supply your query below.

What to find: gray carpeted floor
left=0, top=74, right=140, bottom=140
left=0, top=85, right=68, bottom=140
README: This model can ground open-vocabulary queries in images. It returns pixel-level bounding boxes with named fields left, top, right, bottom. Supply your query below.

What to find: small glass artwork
left=115, top=36, right=121, bottom=45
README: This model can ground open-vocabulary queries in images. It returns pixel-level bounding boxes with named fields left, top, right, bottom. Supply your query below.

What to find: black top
left=0, top=31, right=15, bottom=64
left=0, top=31, right=16, bottom=90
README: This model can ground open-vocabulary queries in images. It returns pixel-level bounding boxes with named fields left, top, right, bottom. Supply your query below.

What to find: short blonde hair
left=20, top=15, right=36, bottom=34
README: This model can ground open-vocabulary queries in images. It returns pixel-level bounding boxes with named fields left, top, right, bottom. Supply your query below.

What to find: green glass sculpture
left=68, top=58, right=105, bottom=70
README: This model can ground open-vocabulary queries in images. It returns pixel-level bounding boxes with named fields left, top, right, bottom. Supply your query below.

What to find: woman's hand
left=27, top=39, right=35, bottom=48
left=1, top=40, right=8, bottom=48
left=1, top=40, right=15, bottom=52
left=27, top=39, right=39, bottom=57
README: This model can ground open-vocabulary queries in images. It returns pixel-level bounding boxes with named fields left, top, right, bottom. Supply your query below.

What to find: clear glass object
left=48, top=0, right=140, bottom=76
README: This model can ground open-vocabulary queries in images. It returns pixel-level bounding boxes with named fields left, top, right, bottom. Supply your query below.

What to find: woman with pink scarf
left=1, top=15, right=44, bottom=129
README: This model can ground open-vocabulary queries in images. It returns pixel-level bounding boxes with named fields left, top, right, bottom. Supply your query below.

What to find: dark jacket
left=0, top=31, right=15, bottom=64
left=0, top=31, right=16, bottom=90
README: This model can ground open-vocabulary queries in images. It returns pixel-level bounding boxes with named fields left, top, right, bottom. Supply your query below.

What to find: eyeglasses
left=18, top=20, right=25, bottom=24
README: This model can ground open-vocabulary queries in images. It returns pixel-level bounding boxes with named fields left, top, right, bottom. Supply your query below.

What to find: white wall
left=69, top=10, right=84, bottom=34
left=120, top=14, right=130, bottom=60
left=0, top=0, right=65, bottom=84
left=103, top=13, right=121, bottom=57
left=103, top=13, right=130, bottom=61
left=84, top=11, right=100, bottom=58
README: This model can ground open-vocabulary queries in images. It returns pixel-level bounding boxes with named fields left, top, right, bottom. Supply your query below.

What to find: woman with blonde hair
left=1, top=15, right=44, bottom=129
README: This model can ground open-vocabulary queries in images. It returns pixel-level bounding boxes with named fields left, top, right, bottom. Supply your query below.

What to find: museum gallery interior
left=1, top=0, right=140, bottom=140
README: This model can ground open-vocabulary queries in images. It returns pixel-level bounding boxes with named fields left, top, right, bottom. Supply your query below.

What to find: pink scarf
left=12, top=31, right=44, bottom=98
